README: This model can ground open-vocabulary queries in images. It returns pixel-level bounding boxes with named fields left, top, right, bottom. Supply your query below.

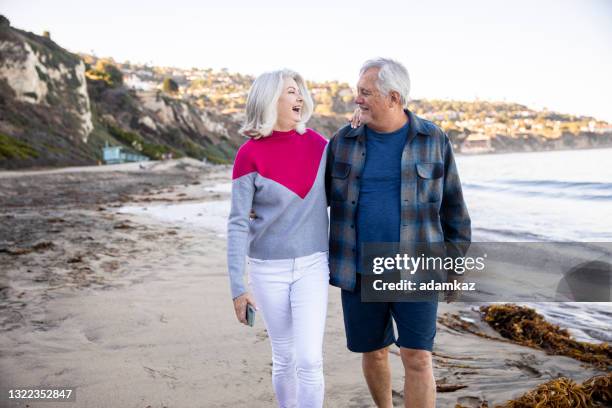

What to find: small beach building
left=102, top=142, right=149, bottom=164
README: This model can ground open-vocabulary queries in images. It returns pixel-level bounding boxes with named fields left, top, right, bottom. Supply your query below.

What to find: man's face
left=354, top=68, right=389, bottom=128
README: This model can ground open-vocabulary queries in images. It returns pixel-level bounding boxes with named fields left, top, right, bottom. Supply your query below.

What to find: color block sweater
left=227, top=128, right=329, bottom=298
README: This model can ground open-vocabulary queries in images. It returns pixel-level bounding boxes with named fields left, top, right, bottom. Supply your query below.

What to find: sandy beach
left=0, top=160, right=608, bottom=408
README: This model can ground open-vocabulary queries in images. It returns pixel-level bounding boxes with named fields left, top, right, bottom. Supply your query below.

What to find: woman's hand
left=349, top=107, right=362, bottom=128
left=233, top=293, right=257, bottom=325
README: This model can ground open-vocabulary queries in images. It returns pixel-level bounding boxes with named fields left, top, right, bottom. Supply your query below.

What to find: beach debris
left=433, top=352, right=475, bottom=361
left=438, top=312, right=506, bottom=342
left=480, top=304, right=611, bottom=370
left=67, top=254, right=84, bottom=263
left=31, top=241, right=54, bottom=251
left=500, top=372, right=611, bottom=408
left=0, top=241, right=54, bottom=255
left=142, top=365, right=178, bottom=380
left=113, top=221, right=133, bottom=230
left=438, top=383, right=469, bottom=392
left=436, top=375, right=471, bottom=393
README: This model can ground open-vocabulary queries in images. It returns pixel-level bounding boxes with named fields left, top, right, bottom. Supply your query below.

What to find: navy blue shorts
left=341, top=274, right=438, bottom=353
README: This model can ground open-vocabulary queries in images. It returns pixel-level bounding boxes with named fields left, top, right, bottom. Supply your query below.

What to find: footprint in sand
left=255, top=330, right=268, bottom=342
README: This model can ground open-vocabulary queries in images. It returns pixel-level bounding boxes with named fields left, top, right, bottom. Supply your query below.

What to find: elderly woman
left=227, top=69, right=329, bottom=407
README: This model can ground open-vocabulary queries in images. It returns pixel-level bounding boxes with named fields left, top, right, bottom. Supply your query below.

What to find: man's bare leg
left=362, top=346, right=393, bottom=408
left=400, top=347, right=435, bottom=408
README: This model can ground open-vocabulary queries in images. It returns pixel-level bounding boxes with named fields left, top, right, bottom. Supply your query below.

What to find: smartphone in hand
left=246, top=304, right=256, bottom=327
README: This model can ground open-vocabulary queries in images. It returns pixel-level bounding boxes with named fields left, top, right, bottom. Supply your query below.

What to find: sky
left=3, top=0, right=612, bottom=121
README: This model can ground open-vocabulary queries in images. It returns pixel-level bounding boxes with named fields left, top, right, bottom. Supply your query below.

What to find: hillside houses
left=82, top=54, right=612, bottom=151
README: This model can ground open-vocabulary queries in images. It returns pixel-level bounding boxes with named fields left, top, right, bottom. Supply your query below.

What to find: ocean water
left=456, top=148, right=612, bottom=242
left=119, top=147, right=612, bottom=343
left=457, top=148, right=612, bottom=343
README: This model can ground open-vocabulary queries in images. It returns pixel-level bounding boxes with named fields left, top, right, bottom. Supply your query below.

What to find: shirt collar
left=343, top=109, right=432, bottom=139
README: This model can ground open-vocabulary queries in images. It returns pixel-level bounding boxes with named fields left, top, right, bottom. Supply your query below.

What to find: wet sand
left=0, top=159, right=608, bottom=407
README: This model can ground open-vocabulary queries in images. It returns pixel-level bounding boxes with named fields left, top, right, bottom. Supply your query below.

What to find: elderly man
left=325, top=58, right=471, bottom=408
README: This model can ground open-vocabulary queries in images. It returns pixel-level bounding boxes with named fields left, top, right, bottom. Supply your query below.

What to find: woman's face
left=275, top=77, right=303, bottom=131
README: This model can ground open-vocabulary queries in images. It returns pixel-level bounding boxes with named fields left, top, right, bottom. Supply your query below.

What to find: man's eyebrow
left=287, top=86, right=297, bottom=90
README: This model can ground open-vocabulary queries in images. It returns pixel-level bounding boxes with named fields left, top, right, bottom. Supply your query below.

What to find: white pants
left=247, top=251, right=329, bottom=408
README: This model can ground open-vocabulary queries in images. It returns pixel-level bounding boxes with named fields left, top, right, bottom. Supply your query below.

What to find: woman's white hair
left=360, top=58, right=411, bottom=108
left=240, top=69, right=314, bottom=138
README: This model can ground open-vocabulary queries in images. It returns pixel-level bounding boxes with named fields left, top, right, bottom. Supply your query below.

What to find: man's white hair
left=240, top=69, right=314, bottom=138
left=360, top=58, right=411, bottom=108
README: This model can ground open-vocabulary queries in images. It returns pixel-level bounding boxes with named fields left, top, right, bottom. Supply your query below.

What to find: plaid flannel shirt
left=325, top=109, right=471, bottom=291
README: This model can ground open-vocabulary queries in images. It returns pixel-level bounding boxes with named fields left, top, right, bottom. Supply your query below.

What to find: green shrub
left=162, top=78, right=179, bottom=94
left=184, top=140, right=206, bottom=159
left=202, top=144, right=230, bottom=164
left=0, top=133, right=39, bottom=160
left=86, top=60, right=123, bottom=87
left=107, top=124, right=143, bottom=150
left=141, top=143, right=177, bottom=160
left=106, top=124, right=181, bottom=160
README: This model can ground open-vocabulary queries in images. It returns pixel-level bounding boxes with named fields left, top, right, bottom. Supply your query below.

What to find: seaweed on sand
left=502, top=372, right=611, bottom=408
left=480, top=304, right=611, bottom=370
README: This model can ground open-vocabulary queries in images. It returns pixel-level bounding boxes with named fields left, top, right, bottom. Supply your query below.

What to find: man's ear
left=389, top=90, right=402, bottom=107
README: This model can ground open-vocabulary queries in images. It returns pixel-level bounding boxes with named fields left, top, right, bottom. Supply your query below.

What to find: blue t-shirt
left=356, top=119, right=409, bottom=273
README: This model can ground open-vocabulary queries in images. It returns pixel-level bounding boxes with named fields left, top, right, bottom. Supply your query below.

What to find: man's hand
left=233, top=293, right=257, bottom=325
left=349, top=107, right=362, bottom=128
left=444, top=271, right=465, bottom=303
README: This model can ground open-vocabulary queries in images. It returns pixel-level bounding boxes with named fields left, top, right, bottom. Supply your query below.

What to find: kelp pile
left=454, top=373, right=611, bottom=408
left=502, top=372, right=611, bottom=408
left=480, top=304, right=611, bottom=370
